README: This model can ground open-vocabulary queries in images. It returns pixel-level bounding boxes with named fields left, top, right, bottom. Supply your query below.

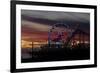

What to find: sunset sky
left=21, top=10, right=90, bottom=49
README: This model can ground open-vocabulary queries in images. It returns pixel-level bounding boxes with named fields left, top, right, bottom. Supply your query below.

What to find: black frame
left=10, top=0, right=97, bottom=73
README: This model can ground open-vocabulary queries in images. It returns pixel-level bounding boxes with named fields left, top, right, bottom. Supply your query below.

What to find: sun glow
left=21, top=40, right=32, bottom=48
left=21, top=40, right=48, bottom=49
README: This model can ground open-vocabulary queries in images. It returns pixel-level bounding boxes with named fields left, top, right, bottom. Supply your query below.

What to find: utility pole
left=31, top=41, right=33, bottom=59
left=48, top=30, right=51, bottom=48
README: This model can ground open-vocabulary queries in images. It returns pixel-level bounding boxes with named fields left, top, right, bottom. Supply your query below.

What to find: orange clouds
left=21, top=40, right=32, bottom=48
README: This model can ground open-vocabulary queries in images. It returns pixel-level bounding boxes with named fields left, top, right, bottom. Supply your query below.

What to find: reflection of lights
left=33, top=42, right=39, bottom=44
left=33, top=44, right=40, bottom=48
left=71, top=40, right=89, bottom=46
left=84, top=41, right=89, bottom=44
left=76, top=41, right=79, bottom=44
left=33, top=41, right=48, bottom=44
left=21, top=40, right=48, bottom=48
left=33, top=41, right=48, bottom=48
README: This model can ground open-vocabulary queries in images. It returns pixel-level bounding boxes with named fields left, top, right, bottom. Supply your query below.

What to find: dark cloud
left=21, top=10, right=90, bottom=33
left=21, top=10, right=90, bottom=24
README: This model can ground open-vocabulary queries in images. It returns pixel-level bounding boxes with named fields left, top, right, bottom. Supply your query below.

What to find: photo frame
left=11, top=0, right=97, bottom=72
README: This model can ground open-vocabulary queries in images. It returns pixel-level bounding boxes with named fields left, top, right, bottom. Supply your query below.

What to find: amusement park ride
left=48, top=23, right=80, bottom=48
left=22, top=22, right=90, bottom=62
left=30, top=22, right=89, bottom=51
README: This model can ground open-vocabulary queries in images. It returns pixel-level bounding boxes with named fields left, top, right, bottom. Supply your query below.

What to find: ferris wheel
left=48, top=22, right=79, bottom=48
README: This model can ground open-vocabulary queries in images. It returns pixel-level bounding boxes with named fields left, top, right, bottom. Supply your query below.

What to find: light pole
left=48, top=25, right=54, bottom=48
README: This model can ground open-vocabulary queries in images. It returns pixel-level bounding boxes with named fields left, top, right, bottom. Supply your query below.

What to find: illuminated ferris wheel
left=48, top=22, right=79, bottom=48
